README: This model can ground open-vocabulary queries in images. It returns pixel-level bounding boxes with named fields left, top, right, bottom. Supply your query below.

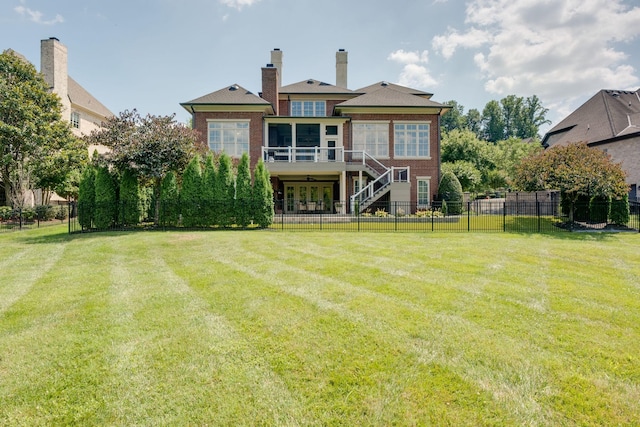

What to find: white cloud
left=432, top=0, right=640, bottom=116
left=388, top=49, right=438, bottom=88
left=14, top=4, right=64, bottom=25
left=219, top=0, right=261, bottom=10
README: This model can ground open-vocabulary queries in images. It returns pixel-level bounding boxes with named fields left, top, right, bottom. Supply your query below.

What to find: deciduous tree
left=1, top=49, right=82, bottom=207
left=513, top=142, right=628, bottom=221
left=86, top=109, right=203, bottom=224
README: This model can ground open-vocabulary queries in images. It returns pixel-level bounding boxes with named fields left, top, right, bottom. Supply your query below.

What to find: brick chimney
left=336, top=49, right=348, bottom=88
left=41, top=37, right=70, bottom=116
left=261, top=63, right=279, bottom=115
left=270, top=48, right=283, bottom=88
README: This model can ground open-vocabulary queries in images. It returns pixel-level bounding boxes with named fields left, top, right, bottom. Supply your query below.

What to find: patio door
left=284, top=183, right=333, bottom=213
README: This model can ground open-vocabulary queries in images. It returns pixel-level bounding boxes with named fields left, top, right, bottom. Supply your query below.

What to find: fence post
left=431, top=204, right=434, bottom=232
left=537, top=201, right=541, bottom=233
left=503, top=201, right=506, bottom=232
left=19, top=208, right=22, bottom=230
left=467, top=202, right=470, bottom=232
left=394, top=202, right=398, bottom=231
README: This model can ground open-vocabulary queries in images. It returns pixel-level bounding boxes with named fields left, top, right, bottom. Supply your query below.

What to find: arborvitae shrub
left=78, top=165, right=96, bottom=229
left=94, top=166, right=117, bottom=229
left=202, top=154, right=217, bottom=226
left=437, top=171, right=463, bottom=215
left=119, top=169, right=141, bottom=226
left=216, top=153, right=234, bottom=227
left=159, top=171, right=179, bottom=226
left=610, top=194, right=630, bottom=226
left=235, top=153, right=252, bottom=227
left=181, top=155, right=202, bottom=227
left=252, top=159, right=274, bottom=228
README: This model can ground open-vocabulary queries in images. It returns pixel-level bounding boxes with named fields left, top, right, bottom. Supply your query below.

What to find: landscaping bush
left=21, top=207, right=36, bottom=221
left=181, top=155, right=203, bottom=228
left=119, top=169, right=141, bottom=226
left=94, top=166, right=117, bottom=229
left=78, top=165, right=96, bottom=229
left=0, top=206, right=14, bottom=221
left=438, top=171, right=463, bottom=215
left=35, top=205, right=57, bottom=221
left=55, top=205, right=69, bottom=220
left=252, top=158, right=274, bottom=228
left=610, top=195, right=630, bottom=226
left=235, top=153, right=252, bottom=227
left=159, top=171, right=179, bottom=227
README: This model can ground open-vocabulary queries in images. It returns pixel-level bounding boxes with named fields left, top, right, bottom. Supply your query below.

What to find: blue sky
left=2, top=0, right=640, bottom=134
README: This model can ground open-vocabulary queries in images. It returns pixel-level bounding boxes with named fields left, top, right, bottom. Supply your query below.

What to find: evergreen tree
left=118, top=169, right=141, bottom=226
left=235, top=153, right=252, bottom=227
left=202, top=154, right=217, bottom=226
left=159, top=171, right=179, bottom=226
left=215, top=153, right=234, bottom=227
left=94, top=166, right=117, bottom=229
left=610, top=195, right=630, bottom=226
left=181, top=155, right=202, bottom=227
left=77, top=165, right=96, bottom=229
left=252, top=158, right=274, bottom=228
left=437, top=171, right=464, bottom=215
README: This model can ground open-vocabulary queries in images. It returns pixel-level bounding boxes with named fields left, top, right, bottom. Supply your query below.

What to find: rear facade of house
left=181, top=49, right=449, bottom=214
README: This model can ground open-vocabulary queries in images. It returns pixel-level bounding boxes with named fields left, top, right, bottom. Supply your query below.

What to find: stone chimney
left=336, top=49, right=348, bottom=88
left=261, top=63, right=279, bottom=115
left=270, top=48, right=283, bottom=88
left=41, top=37, right=70, bottom=116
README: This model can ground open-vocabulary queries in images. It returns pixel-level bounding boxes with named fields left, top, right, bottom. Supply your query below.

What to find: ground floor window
left=208, top=120, right=249, bottom=157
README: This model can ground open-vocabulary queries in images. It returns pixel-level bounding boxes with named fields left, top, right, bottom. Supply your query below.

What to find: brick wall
left=345, top=112, right=441, bottom=205
left=192, top=111, right=265, bottom=169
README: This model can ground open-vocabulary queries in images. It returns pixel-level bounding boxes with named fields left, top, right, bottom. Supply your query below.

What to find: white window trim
left=291, top=100, right=326, bottom=117
left=207, top=119, right=250, bottom=157
left=416, top=176, right=431, bottom=208
left=393, top=121, right=431, bottom=159
left=352, top=120, right=390, bottom=159
left=70, top=111, right=80, bottom=129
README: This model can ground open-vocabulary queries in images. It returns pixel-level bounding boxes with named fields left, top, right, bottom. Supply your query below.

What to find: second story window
left=208, top=120, right=249, bottom=157
left=70, top=112, right=80, bottom=129
left=291, top=101, right=326, bottom=117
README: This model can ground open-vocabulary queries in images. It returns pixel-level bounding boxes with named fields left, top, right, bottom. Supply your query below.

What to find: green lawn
left=1, top=226, right=639, bottom=426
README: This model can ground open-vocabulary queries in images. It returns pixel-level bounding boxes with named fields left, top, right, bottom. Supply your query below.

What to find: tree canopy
left=1, top=49, right=84, bottom=207
left=86, top=109, right=204, bottom=223
left=512, top=142, right=628, bottom=201
left=442, top=94, right=550, bottom=142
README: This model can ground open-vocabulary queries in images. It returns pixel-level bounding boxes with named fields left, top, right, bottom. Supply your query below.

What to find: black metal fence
left=0, top=205, right=70, bottom=233
left=66, top=199, right=640, bottom=234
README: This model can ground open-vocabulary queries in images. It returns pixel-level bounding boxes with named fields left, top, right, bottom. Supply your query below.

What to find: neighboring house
left=181, top=49, right=449, bottom=214
left=542, top=89, right=640, bottom=201
left=40, top=37, right=113, bottom=154
left=1, top=38, right=113, bottom=206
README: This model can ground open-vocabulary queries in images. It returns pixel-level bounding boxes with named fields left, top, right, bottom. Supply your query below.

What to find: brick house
left=542, top=89, right=640, bottom=201
left=181, top=49, right=449, bottom=213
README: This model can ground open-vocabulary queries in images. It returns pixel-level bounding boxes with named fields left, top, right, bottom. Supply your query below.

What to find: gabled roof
left=279, top=79, right=355, bottom=95
left=543, top=89, right=640, bottom=147
left=182, top=84, right=271, bottom=106
left=68, top=77, right=113, bottom=118
left=356, top=81, right=433, bottom=99
left=335, top=85, right=448, bottom=110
